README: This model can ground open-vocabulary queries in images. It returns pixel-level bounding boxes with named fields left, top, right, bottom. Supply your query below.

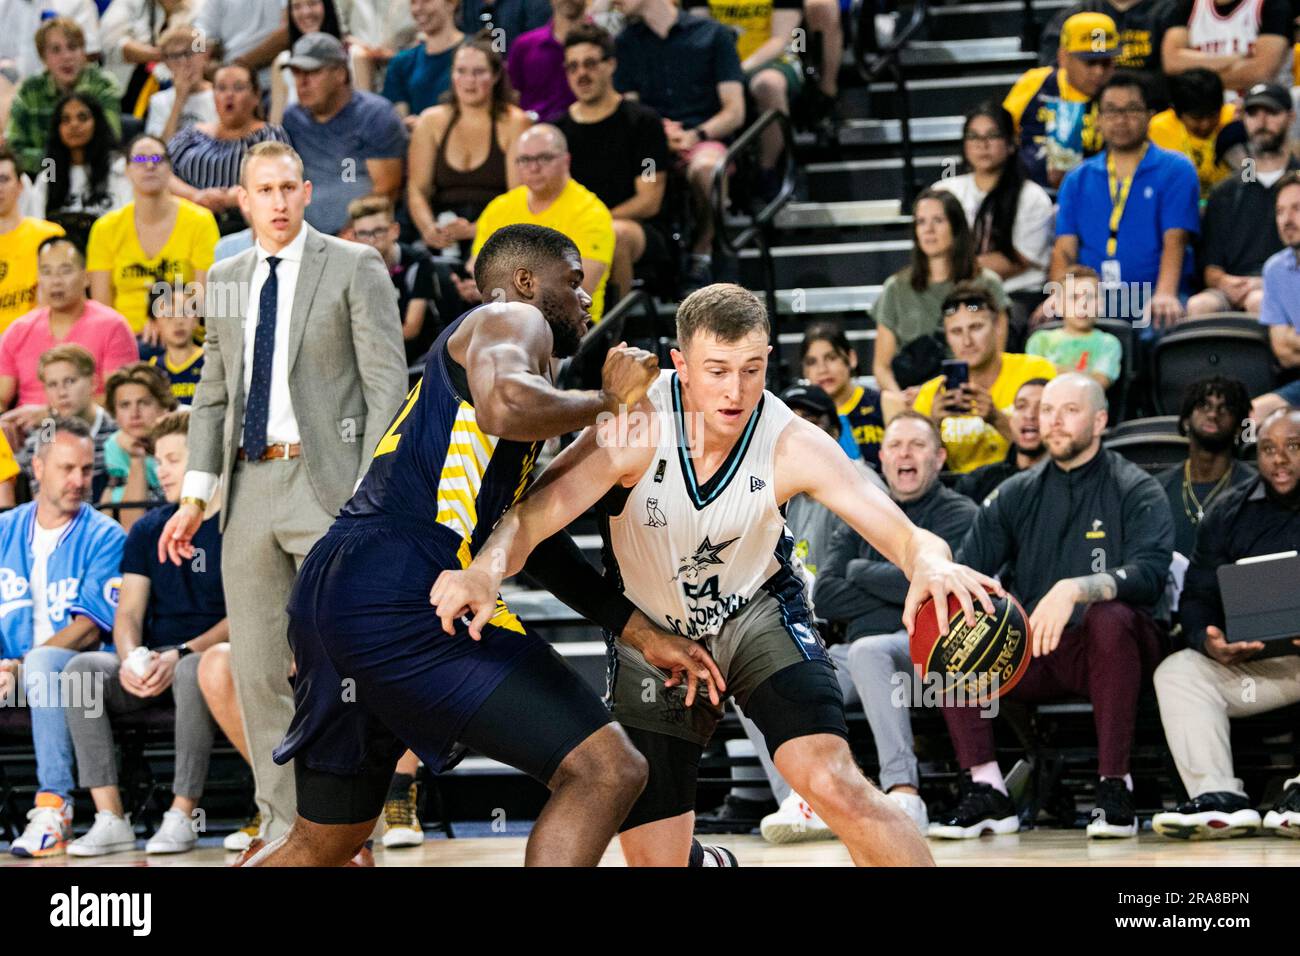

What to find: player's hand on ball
left=430, top=568, right=499, bottom=639
left=903, top=555, right=1001, bottom=638
left=600, top=343, right=659, bottom=411
left=1027, top=579, right=1080, bottom=657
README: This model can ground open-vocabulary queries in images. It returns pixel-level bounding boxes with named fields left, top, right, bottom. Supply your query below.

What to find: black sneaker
left=927, top=782, right=1019, bottom=839
left=1087, top=777, right=1138, bottom=839
left=1153, top=791, right=1260, bottom=840
left=694, top=794, right=776, bottom=834
left=1263, top=776, right=1300, bottom=838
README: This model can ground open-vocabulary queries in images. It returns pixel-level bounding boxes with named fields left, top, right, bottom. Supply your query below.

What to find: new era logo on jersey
left=750, top=476, right=765, bottom=492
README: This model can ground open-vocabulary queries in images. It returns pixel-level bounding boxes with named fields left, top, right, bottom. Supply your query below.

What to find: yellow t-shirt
left=0, top=429, right=17, bottom=484
left=913, top=353, right=1057, bottom=474
left=86, top=199, right=219, bottom=334
left=708, top=0, right=774, bottom=63
left=472, top=179, right=615, bottom=322
left=1148, top=105, right=1235, bottom=200
left=0, top=218, right=65, bottom=332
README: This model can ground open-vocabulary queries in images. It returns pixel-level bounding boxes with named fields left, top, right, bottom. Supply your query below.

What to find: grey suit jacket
left=189, top=224, right=408, bottom=530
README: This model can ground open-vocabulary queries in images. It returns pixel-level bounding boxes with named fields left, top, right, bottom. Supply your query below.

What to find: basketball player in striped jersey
left=241, top=224, right=725, bottom=867
left=433, top=283, right=1002, bottom=866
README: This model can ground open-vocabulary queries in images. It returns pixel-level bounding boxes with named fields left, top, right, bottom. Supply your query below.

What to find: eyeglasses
left=963, top=132, right=1006, bottom=143
left=515, top=153, right=558, bottom=169
left=942, top=301, right=988, bottom=316
left=353, top=227, right=390, bottom=242
left=564, top=56, right=607, bottom=74
left=130, top=154, right=167, bottom=167
left=1099, top=106, right=1148, bottom=118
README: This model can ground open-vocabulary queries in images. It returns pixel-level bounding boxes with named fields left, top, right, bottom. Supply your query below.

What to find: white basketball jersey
left=1188, top=0, right=1292, bottom=85
left=606, top=370, right=801, bottom=641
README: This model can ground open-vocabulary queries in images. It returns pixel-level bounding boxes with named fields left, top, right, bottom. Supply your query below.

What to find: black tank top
left=433, top=110, right=508, bottom=218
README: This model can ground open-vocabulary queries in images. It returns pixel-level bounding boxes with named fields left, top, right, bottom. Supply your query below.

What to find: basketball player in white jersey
left=431, top=284, right=1002, bottom=866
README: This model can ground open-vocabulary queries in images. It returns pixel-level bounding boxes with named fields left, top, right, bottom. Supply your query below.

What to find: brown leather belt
left=237, top=443, right=303, bottom=461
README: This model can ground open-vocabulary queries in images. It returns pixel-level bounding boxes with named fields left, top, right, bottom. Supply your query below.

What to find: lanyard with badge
left=1101, top=143, right=1148, bottom=284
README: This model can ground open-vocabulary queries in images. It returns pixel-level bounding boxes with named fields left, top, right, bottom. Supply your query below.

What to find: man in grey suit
left=159, top=141, right=407, bottom=843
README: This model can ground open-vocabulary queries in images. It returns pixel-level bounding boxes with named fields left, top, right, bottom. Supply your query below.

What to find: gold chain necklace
left=1181, top=460, right=1233, bottom=524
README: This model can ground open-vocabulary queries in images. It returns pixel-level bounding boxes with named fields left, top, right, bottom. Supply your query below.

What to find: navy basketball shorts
left=274, top=517, right=613, bottom=825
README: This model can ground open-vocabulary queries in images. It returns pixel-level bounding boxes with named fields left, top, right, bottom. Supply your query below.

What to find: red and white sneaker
left=1263, top=776, right=1300, bottom=838
left=10, top=793, right=73, bottom=858
left=760, top=792, right=835, bottom=845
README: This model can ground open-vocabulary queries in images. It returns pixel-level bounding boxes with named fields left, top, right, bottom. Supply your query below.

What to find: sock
left=688, top=838, right=705, bottom=868
left=970, top=761, right=1007, bottom=795
left=387, top=772, right=415, bottom=802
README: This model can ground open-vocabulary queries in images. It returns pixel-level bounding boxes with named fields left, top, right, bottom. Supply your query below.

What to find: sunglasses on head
left=943, top=300, right=988, bottom=316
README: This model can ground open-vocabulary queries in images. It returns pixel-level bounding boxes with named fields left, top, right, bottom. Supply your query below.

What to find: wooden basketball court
left=4, top=830, right=1299, bottom=867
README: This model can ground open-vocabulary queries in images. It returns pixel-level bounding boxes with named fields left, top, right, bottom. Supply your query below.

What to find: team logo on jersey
left=644, top=498, right=668, bottom=528
left=749, top=476, right=765, bottom=492
left=653, top=459, right=667, bottom=483
left=1085, top=519, right=1106, bottom=540
left=672, top=534, right=740, bottom=582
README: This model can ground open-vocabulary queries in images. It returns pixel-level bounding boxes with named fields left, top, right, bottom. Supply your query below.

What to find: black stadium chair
left=1150, top=318, right=1277, bottom=415
left=1105, top=416, right=1180, bottom=440
left=1102, top=432, right=1190, bottom=473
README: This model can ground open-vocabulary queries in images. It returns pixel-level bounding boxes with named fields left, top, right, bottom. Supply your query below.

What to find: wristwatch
left=169, top=644, right=194, bottom=660
left=180, top=496, right=207, bottom=511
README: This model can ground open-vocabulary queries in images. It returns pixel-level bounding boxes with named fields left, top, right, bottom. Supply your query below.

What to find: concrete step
left=658, top=285, right=882, bottom=323
left=923, top=0, right=1070, bottom=42
left=803, top=155, right=956, bottom=203
left=842, top=72, right=1022, bottom=120
left=737, top=237, right=911, bottom=289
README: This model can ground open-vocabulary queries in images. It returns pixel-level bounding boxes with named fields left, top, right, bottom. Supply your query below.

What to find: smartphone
left=941, top=359, right=969, bottom=391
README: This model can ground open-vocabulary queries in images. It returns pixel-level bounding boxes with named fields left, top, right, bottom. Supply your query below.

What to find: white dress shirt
left=181, top=224, right=307, bottom=504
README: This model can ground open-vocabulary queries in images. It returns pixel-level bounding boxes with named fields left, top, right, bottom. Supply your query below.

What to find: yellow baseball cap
left=1059, top=12, right=1119, bottom=60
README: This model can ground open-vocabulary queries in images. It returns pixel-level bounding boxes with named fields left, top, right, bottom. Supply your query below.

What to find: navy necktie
left=242, top=256, right=280, bottom=459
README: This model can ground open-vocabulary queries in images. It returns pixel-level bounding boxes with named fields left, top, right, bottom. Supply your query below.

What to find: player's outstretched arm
left=775, top=416, right=1002, bottom=635
left=430, top=411, right=653, bottom=634
left=465, top=304, right=658, bottom=441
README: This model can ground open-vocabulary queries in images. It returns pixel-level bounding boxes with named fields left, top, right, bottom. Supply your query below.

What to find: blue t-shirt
left=1055, top=144, right=1200, bottom=307
left=120, top=503, right=226, bottom=649
left=382, top=42, right=456, bottom=115
left=1260, top=247, right=1300, bottom=332
left=282, top=91, right=407, bottom=236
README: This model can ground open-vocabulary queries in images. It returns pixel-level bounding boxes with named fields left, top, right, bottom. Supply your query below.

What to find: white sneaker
left=760, top=792, right=835, bottom=845
left=1263, top=775, right=1300, bottom=838
left=223, top=812, right=261, bottom=852
left=68, top=811, right=136, bottom=857
left=888, top=790, right=930, bottom=833
left=146, top=809, right=197, bottom=854
left=11, top=794, right=73, bottom=858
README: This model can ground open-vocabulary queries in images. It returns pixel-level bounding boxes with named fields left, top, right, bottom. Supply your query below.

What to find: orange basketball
left=909, top=591, right=1032, bottom=700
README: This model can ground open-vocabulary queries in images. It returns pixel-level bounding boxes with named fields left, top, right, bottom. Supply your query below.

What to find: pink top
left=0, top=300, right=139, bottom=406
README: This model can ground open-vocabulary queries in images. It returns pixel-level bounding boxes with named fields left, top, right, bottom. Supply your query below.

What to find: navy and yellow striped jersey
left=146, top=347, right=205, bottom=406
left=341, top=308, right=542, bottom=568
